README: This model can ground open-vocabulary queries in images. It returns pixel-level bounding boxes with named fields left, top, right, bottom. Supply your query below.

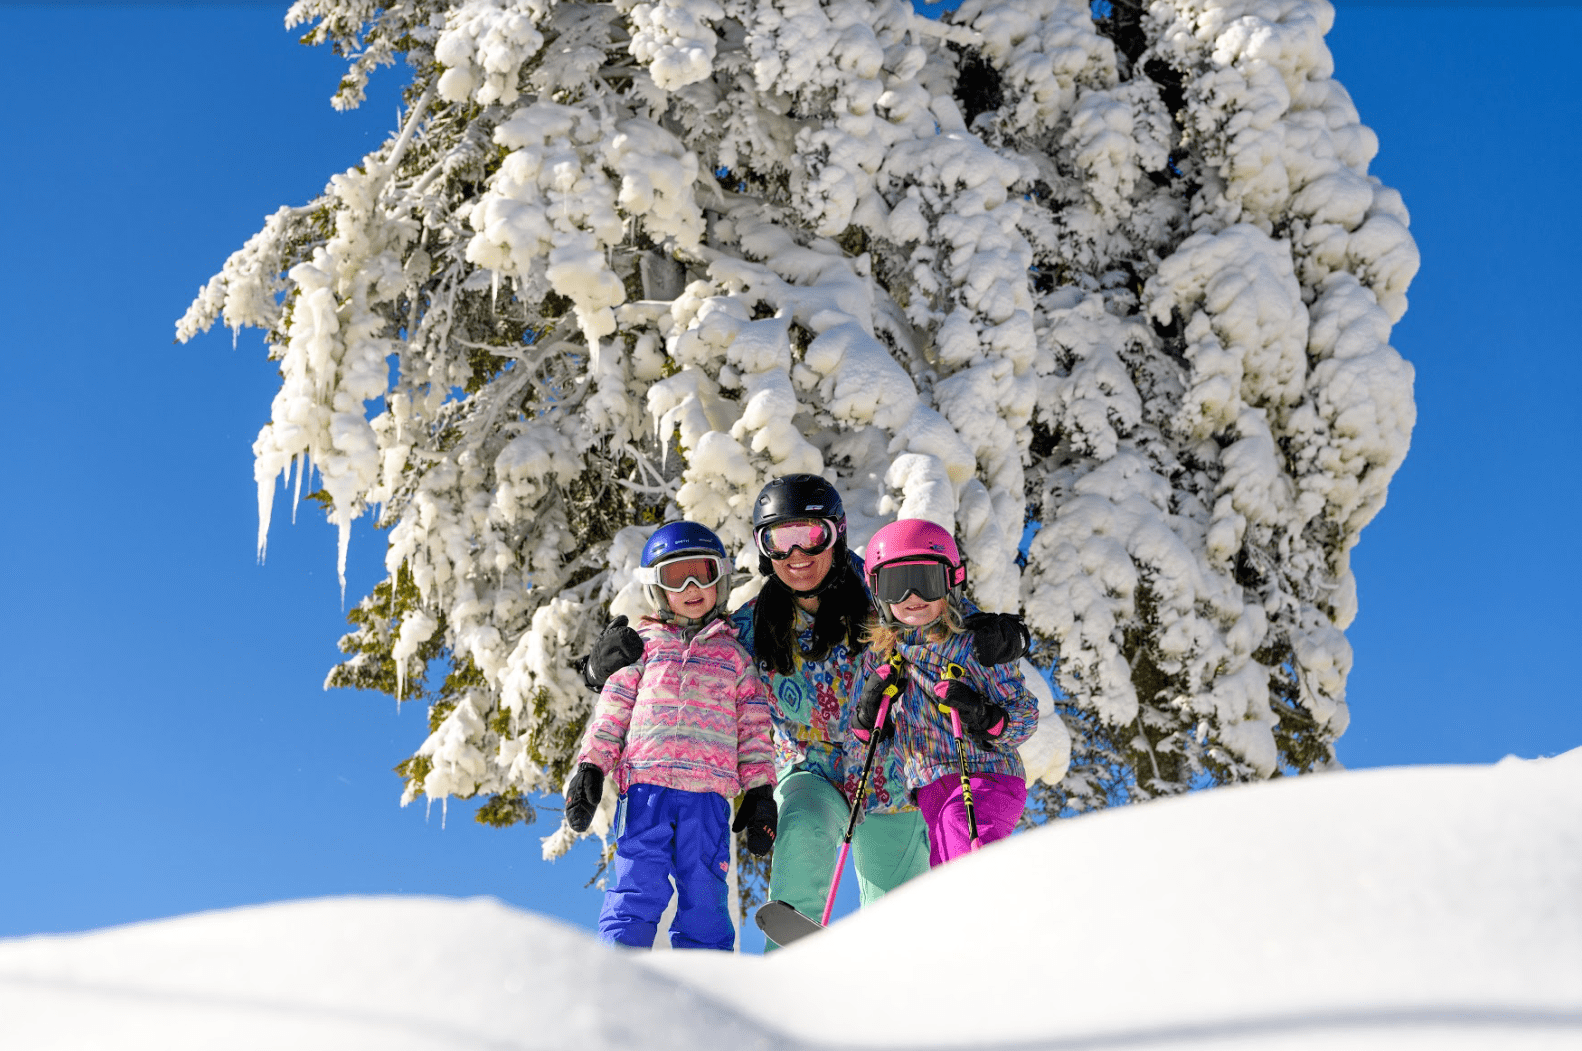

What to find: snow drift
left=4, top=750, right=1577, bottom=1050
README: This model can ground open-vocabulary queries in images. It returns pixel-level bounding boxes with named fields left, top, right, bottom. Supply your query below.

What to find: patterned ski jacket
left=730, top=563, right=915, bottom=815
left=576, top=616, right=775, bottom=798
left=848, top=625, right=1038, bottom=793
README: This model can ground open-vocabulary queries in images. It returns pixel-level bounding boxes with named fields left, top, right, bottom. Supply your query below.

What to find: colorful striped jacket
left=576, top=616, right=775, bottom=798
left=731, top=578, right=916, bottom=815
left=847, top=625, right=1037, bottom=793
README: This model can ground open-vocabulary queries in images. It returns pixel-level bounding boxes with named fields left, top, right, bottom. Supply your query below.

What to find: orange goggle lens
left=654, top=556, right=725, bottom=592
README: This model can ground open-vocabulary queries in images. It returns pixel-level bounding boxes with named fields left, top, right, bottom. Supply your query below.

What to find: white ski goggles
left=637, top=554, right=728, bottom=593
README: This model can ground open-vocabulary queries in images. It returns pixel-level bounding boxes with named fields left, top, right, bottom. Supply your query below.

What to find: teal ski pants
left=765, top=769, right=929, bottom=949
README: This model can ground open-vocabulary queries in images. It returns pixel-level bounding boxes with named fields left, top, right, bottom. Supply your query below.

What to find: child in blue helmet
left=564, top=521, right=777, bottom=950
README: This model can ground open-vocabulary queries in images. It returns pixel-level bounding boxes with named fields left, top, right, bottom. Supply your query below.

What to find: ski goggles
left=755, top=518, right=838, bottom=561
left=870, top=560, right=954, bottom=605
left=638, top=554, right=728, bottom=593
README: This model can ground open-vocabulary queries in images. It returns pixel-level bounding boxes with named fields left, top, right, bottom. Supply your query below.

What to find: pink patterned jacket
left=576, top=616, right=776, bottom=798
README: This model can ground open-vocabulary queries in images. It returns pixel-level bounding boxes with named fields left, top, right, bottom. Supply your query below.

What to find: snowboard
left=753, top=900, right=823, bottom=947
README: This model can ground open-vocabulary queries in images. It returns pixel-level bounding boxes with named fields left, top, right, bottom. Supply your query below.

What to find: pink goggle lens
left=757, top=519, right=835, bottom=560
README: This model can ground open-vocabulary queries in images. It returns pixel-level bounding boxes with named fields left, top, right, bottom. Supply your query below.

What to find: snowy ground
left=4, top=751, right=1578, bottom=1050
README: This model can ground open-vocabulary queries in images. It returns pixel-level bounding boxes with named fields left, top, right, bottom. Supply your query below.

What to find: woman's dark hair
left=752, top=556, right=870, bottom=676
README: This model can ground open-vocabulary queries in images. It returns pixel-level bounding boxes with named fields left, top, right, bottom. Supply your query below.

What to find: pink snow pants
left=915, top=771, right=1027, bottom=866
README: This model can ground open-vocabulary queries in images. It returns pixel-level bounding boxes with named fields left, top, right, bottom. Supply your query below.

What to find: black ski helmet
left=751, top=474, right=847, bottom=579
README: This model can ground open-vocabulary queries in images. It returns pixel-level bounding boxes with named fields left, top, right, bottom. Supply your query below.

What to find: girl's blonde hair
left=862, top=595, right=965, bottom=656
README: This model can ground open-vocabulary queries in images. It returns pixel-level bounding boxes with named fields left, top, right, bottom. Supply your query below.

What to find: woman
left=582, top=475, right=1027, bottom=946
left=731, top=475, right=930, bottom=936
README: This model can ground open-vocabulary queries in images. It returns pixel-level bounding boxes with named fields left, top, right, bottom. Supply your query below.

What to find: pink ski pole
left=821, top=654, right=904, bottom=926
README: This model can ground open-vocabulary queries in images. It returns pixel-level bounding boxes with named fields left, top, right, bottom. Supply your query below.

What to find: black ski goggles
left=755, top=518, right=838, bottom=561
left=870, top=560, right=954, bottom=605
left=639, top=555, right=728, bottom=592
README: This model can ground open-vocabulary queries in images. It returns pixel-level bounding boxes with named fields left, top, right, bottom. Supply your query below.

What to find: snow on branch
left=183, top=0, right=1415, bottom=828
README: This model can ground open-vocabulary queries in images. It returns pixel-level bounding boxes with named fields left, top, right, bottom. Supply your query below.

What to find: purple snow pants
left=599, top=783, right=734, bottom=950
left=915, top=771, right=1027, bottom=866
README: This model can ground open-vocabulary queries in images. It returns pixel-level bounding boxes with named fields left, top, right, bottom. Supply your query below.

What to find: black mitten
left=933, top=679, right=1009, bottom=748
left=580, top=615, right=643, bottom=691
left=964, top=611, right=1030, bottom=666
left=731, top=783, right=778, bottom=856
left=564, top=762, right=604, bottom=833
left=853, top=662, right=901, bottom=743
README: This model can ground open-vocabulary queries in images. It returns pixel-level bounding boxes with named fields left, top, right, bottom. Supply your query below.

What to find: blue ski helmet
left=639, top=521, right=731, bottom=617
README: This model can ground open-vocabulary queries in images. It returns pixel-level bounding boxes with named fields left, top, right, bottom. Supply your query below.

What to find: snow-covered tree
left=178, top=0, right=1415, bottom=858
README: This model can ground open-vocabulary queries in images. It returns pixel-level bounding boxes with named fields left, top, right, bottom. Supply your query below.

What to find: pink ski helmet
left=865, top=519, right=966, bottom=601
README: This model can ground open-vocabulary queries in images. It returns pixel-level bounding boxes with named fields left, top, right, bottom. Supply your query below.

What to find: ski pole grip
left=884, top=653, right=904, bottom=695
left=877, top=654, right=903, bottom=719
left=936, top=662, right=966, bottom=717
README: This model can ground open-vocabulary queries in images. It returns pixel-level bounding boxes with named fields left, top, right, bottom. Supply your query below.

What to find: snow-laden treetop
left=178, top=0, right=1417, bottom=831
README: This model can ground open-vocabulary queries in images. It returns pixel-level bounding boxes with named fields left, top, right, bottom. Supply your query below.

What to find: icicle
left=290, top=454, right=304, bottom=525
left=256, top=469, right=276, bottom=564
left=337, top=515, right=351, bottom=607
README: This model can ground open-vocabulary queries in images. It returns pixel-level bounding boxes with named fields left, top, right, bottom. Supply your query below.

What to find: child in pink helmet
left=848, top=519, right=1038, bottom=865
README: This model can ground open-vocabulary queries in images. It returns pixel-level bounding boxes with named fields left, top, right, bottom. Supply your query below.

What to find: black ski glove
left=964, top=611, right=1030, bottom=666
left=933, top=679, right=1009, bottom=749
left=580, top=615, right=643, bottom=691
left=564, top=762, right=604, bottom=833
left=732, top=784, right=778, bottom=856
left=853, top=661, right=902, bottom=743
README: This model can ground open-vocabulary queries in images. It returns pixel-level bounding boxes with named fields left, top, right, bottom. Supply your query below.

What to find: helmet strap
left=653, top=604, right=718, bottom=629
left=647, top=580, right=727, bottom=625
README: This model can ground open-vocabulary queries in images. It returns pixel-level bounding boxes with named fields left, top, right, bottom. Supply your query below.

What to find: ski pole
left=938, top=661, right=981, bottom=853
left=821, top=652, right=905, bottom=926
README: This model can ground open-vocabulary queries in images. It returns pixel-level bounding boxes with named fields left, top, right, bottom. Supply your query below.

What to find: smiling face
left=771, top=544, right=835, bottom=598
left=888, top=594, right=947, bottom=628
left=665, top=581, right=718, bottom=619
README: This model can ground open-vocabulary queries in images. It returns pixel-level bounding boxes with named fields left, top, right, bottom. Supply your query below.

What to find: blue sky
left=3, top=2, right=1577, bottom=947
